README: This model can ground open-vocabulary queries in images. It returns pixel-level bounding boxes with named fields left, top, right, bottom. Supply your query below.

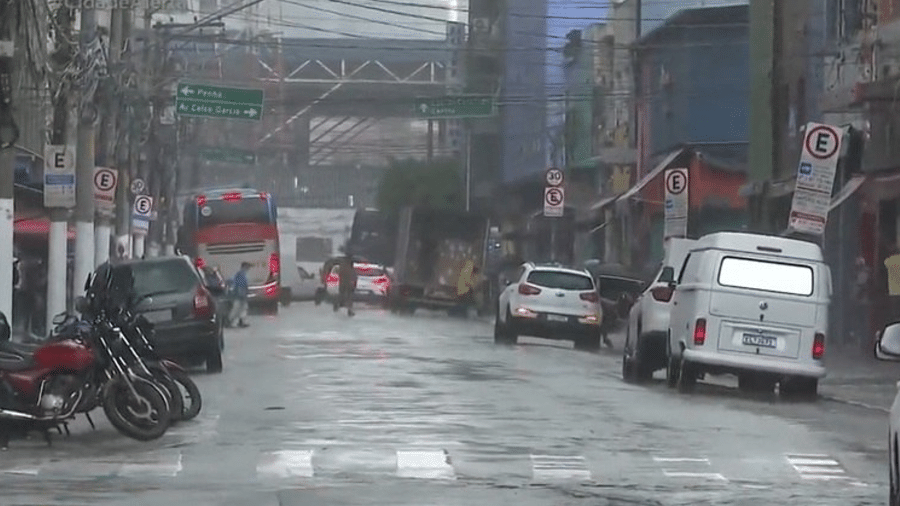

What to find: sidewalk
left=819, top=345, right=900, bottom=412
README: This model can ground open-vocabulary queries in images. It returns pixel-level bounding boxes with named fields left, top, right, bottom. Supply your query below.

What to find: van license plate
left=742, top=333, right=777, bottom=348
left=546, top=314, right=568, bottom=323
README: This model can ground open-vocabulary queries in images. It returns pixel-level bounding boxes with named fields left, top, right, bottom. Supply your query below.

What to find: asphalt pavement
left=0, top=303, right=890, bottom=505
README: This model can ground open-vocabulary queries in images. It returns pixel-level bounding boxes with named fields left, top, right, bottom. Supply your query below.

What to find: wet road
left=0, top=302, right=887, bottom=505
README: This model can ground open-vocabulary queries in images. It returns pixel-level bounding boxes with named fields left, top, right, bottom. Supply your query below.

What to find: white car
left=622, top=238, right=696, bottom=382
left=326, top=262, right=391, bottom=302
left=875, top=324, right=900, bottom=506
left=494, top=263, right=603, bottom=350
left=279, top=263, right=321, bottom=304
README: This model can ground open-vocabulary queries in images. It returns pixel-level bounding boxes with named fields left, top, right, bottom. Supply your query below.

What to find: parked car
left=874, top=323, right=900, bottom=506
left=494, top=262, right=603, bottom=350
left=279, top=263, right=322, bottom=304
left=622, top=238, right=696, bottom=382
left=665, top=232, right=830, bottom=396
left=101, top=256, right=225, bottom=373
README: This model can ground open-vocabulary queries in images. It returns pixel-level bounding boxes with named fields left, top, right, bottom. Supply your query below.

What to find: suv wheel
left=677, top=359, right=697, bottom=393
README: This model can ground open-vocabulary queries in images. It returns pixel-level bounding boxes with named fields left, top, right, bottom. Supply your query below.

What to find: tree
left=376, top=157, right=464, bottom=219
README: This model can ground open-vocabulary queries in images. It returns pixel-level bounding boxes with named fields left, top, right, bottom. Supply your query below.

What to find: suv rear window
left=355, top=265, right=385, bottom=277
left=527, top=270, right=593, bottom=291
left=717, top=256, right=814, bottom=296
left=131, top=260, right=200, bottom=297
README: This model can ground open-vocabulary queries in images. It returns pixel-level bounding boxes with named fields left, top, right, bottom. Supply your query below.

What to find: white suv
left=494, top=263, right=603, bottom=350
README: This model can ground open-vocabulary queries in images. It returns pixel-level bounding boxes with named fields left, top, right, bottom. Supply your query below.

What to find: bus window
left=198, top=198, right=272, bottom=228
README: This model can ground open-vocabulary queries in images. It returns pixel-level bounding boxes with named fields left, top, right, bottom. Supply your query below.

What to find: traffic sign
left=804, top=124, right=841, bottom=161
left=131, top=216, right=150, bottom=236
left=93, top=167, right=118, bottom=211
left=543, top=186, right=564, bottom=217
left=664, top=168, right=689, bottom=239
left=130, top=178, right=145, bottom=195
left=789, top=121, right=845, bottom=236
left=414, top=95, right=495, bottom=118
left=175, top=82, right=264, bottom=121
left=545, top=168, right=564, bottom=186
left=198, top=147, right=257, bottom=165
left=43, top=145, right=75, bottom=208
left=133, top=195, right=153, bottom=218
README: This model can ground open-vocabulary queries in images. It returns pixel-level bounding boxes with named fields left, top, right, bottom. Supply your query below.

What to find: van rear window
left=717, top=257, right=814, bottom=296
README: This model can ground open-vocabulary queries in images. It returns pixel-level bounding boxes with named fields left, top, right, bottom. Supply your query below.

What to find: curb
left=821, top=394, right=890, bottom=414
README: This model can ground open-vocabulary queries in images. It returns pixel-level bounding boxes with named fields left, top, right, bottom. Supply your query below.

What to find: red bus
left=178, top=188, right=280, bottom=314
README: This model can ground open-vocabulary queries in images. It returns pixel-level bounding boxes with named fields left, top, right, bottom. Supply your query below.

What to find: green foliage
left=376, top=157, right=464, bottom=219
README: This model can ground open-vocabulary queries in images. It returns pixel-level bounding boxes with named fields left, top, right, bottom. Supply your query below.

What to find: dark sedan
left=105, top=256, right=225, bottom=373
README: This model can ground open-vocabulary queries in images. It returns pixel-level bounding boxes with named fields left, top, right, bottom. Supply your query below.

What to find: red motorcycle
left=0, top=303, right=172, bottom=447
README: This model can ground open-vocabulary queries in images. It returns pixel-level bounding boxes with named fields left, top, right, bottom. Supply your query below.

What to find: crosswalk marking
left=530, top=455, right=591, bottom=481
left=396, top=450, right=456, bottom=480
left=256, top=450, right=315, bottom=478
left=663, top=471, right=728, bottom=480
left=119, top=452, right=183, bottom=478
left=786, top=454, right=850, bottom=481
left=654, top=457, right=710, bottom=463
left=655, top=454, right=729, bottom=482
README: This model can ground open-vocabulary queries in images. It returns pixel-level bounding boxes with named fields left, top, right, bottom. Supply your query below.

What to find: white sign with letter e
left=132, top=195, right=153, bottom=236
left=543, top=186, right=564, bottom=217
left=788, top=122, right=844, bottom=235
left=93, top=167, right=118, bottom=212
left=664, top=168, right=689, bottom=239
left=43, top=145, right=75, bottom=208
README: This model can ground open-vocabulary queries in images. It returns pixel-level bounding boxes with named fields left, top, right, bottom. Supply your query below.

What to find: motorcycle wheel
left=102, top=376, right=171, bottom=441
left=149, top=366, right=185, bottom=422
left=169, top=369, right=202, bottom=421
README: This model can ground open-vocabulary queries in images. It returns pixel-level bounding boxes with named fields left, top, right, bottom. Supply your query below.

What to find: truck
left=347, top=209, right=396, bottom=267
left=388, top=206, right=491, bottom=315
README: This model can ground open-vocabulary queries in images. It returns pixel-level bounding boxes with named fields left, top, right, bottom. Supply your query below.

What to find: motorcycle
left=0, top=304, right=172, bottom=448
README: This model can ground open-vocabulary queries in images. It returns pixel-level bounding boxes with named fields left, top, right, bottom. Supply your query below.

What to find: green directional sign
left=175, top=82, right=264, bottom=121
left=414, top=95, right=495, bottom=118
left=198, top=147, right=257, bottom=165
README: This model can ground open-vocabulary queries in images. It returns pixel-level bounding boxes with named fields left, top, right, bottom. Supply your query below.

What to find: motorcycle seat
left=0, top=353, right=34, bottom=371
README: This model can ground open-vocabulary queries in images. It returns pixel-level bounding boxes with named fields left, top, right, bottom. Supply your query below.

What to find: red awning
left=14, top=218, right=76, bottom=240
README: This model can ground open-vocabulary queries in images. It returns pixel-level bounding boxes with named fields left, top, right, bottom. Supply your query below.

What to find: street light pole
left=0, top=20, right=15, bottom=324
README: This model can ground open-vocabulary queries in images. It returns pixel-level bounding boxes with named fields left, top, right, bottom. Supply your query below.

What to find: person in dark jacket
left=333, top=253, right=358, bottom=317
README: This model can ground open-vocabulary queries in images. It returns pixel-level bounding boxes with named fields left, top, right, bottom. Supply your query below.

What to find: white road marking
left=663, top=471, right=728, bottom=481
left=118, top=452, right=183, bottom=478
left=653, top=457, right=710, bottom=463
left=786, top=454, right=851, bottom=482
left=396, top=450, right=456, bottom=480
left=2, top=467, right=41, bottom=476
left=530, top=455, right=592, bottom=481
left=256, top=450, right=314, bottom=478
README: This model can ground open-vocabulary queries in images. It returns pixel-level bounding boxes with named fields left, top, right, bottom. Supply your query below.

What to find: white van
left=666, top=232, right=831, bottom=397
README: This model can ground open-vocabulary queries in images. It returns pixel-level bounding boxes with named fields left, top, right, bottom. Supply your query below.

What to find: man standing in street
left=334, top=253, right=357, bottom=317
left=228, top=261, right=252, bottom=328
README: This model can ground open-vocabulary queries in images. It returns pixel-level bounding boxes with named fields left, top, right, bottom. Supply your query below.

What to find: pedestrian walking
left=333, top=253, right=357, bottom=317
left=228, top=261, right=251, bottom=328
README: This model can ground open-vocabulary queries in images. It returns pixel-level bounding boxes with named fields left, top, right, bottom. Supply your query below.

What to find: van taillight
left=693, top=318, right=707, bottom=345
left=650, top=286, right=674, bottom=302
left=269, top=253, right=280, bottom=275
left=195, top=257, right=206, bottom=269
left=193, top=287, right=213, bottom=318
left=813, top=333, right=825, bottom=359
left=518, top=283, right=541, bottom=296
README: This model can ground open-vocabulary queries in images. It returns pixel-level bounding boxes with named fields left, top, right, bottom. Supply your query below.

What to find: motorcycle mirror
left=51, top=312, right=67, bottom=326
left=0, top=312, right=9, bottom=342
left=74, top=296, right=89, bottom=314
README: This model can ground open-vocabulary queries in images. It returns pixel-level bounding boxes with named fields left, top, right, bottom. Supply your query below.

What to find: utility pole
left=748, top=0, right=777, bottom=233
left=46, top=4, right=75, bottom=333
left=115, top=8, right=133, bottom=258
left=74, top=6, right=98, bottom=300
left=95, top=7, right=124, bottom=268
left=0, top=6, right=16, bottom=324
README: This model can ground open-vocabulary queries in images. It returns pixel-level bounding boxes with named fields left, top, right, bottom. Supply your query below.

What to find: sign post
left=544, top=168, right=565, bottom=261
left=664, top=168, right=689, bottom=239
left=43, top=145, right=76, bottom=208
left=176, top=82, right=264, bottom=121
left=788, top=122, right=844, bottom=236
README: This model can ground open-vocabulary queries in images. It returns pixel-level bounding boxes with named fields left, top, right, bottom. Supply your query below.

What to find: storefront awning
left=829, top=175, right=866, bottom=211
left=616, top=148, right=684, bottom=204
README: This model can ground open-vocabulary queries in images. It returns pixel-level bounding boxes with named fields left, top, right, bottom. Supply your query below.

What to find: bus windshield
left=198, top=197, right=273, bottom=228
